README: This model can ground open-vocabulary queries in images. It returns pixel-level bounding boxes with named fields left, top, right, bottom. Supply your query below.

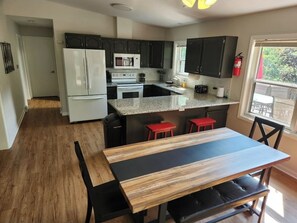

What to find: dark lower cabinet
left=107, top=86, right=117, bottom=99
left=107, top=86, right=117, bottom=114
left=144, top=85, right=171, bottom=97
left=206, top=105, right=229, bottom=128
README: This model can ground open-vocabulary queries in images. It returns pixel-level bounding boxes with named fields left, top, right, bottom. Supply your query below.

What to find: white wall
left=19, top=26, right=53, bottom=37
left=0, top=0, right=167, bottom=149
left=2, top=0, right=168, bottom=115
left=168, top=6, right=297, bottom=178
left=0, top=1, right=26, bottom=149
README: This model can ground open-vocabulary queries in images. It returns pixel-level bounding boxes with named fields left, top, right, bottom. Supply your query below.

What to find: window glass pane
left=257, top=47, right=297, bottom=86
left=176, top=46, right=187, bottom=74
left=250, top=82, right=296, bottom=126
left=180, top=47, right=186, bottom=60
left=179, top=61, right=185, bottom=73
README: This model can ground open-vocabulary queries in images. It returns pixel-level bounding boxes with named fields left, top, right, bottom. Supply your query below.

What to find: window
left=243, top=36, right=297, bottom=131
left=174, top=41, right=187, bottom=75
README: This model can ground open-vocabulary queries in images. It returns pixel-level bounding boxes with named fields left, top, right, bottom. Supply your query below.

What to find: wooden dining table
left=103, top=127, right=290, bottom=223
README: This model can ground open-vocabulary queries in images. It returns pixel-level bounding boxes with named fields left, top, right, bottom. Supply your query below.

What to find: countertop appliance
left=217, top=87, right=225, bottom=98
left=195, top=85, right=208, bottom=94
left=112, top=72, right=143, bottom=99
left=139, top=73, right=145, bottom=83
left=114, top=53, right=140, bottom=69
left=63, top=48, right=107, bottom=123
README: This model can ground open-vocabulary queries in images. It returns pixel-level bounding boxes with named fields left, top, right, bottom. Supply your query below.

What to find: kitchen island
left=107, top=87, right=239, bottom=145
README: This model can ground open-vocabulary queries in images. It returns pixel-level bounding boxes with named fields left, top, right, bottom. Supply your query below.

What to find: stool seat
left=189, top=117, right=216, bottom=133
left=146, top=122, right=176, bottom=140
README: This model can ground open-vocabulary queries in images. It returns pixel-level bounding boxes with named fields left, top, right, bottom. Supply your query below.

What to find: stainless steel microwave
left=114, top=53, right=140, bottom=69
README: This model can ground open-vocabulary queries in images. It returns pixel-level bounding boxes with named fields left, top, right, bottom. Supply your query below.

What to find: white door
left=23, top=36, right=59, bottom=97
left=86, top=50, right=106, bottom=95
left=63, top=49, right=88, bottom=96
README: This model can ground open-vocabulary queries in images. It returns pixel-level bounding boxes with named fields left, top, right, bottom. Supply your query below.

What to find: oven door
left=117, top=85, right=143, bottom=99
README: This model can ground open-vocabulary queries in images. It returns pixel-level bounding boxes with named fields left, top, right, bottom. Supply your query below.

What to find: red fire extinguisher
left=233, top=53, right=243, bottom=76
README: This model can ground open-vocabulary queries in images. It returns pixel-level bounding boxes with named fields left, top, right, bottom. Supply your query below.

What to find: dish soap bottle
left=181, top=79, right=187, bottom=88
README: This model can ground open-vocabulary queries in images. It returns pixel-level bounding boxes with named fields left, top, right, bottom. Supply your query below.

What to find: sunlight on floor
left=267, top=185, right=284, bottom=217
left=264, top=214, right=280, bottom=223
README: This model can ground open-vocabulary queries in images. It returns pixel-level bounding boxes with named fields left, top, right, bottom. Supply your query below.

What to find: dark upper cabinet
left=185, top=36, right=238, bottom=78
left=114, top=39, right=127, bottom=53
left=85, top=35, right=102, bottom=49
left=127, top=40, right=141, bottom=54
left=65, top=33, right=85, bottom=48
left=149, top=41, right=173, bottom=69
left=65, top=33, right=102, bottom=49
left=101, top=38, right=114, bottom=68
left=140, top=41, right=150, bottom=67
left=185, top=38, right=203, bottom=74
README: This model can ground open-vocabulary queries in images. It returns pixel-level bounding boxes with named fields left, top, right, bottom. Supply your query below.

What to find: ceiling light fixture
left=182, top=0, right=217, bottom=10
left=110, top=3, right=133, bottom=11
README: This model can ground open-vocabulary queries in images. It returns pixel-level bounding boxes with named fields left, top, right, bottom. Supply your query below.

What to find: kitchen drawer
left=68, top=95, right=107, bottom=123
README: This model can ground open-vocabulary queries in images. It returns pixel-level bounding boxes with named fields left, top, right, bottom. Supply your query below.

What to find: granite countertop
left=108, top=84, right=239, bottom=116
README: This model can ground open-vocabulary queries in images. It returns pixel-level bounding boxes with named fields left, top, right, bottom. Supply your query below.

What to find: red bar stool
left=146, top=122, right=176, bottom=140
left=189, top=117, right=216, bottom=133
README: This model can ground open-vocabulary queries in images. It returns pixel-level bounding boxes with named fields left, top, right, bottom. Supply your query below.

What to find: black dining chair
left=249, top=116, right=285, bottom=184
left=249, top=116, right=285, bottom=150
left=74, top=141, right=133, bottom=223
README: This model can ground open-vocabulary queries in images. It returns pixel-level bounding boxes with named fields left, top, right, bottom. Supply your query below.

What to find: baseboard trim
left=6, top=108, right=27, bottom=149
left=275, top=165, right=297, bottom=180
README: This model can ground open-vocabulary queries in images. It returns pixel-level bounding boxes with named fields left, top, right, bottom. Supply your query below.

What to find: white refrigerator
left=63, top=48, right=107, bottom=123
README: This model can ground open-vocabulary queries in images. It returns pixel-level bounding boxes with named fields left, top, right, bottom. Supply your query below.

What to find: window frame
left=173, top=40, right=188, bottom=76
left=239, top=33, right=297, bottom=133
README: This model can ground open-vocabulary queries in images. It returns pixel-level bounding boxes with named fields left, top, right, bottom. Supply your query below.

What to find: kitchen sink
left=168, top=86, right=186, bottom=93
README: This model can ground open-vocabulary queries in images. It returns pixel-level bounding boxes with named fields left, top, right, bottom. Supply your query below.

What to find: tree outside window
left=250, top=44, right=297, bottom=128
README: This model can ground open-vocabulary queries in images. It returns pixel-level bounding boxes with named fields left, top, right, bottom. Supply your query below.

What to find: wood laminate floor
left=0, top=98, right=296, bottom=223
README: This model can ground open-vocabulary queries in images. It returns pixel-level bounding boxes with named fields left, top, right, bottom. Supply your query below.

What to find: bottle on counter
left=181, top=79, right=187, bottom=88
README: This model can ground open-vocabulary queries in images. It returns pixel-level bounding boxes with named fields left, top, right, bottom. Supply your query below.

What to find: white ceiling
left=43, top=0, right=297, bottom=28
left=8, top=0, right=297, bottom=28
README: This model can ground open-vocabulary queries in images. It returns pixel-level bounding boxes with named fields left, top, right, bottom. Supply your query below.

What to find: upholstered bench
left=167, top=174, right=269, bottom=223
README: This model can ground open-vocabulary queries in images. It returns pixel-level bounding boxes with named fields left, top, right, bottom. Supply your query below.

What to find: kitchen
left=1, top=0, right=297, bottom=222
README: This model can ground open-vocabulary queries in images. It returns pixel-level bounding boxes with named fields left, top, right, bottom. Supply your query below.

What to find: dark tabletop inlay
left=111, top=135, right=261, bottom=181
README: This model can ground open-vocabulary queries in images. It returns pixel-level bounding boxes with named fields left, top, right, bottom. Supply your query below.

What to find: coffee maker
left=139, top=73, right=145, bottom=83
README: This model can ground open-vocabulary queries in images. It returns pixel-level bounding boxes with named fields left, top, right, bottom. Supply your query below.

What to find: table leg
left=158, top=202, right=168, bottom=223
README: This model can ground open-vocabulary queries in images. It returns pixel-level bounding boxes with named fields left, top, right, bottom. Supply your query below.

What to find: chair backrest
left=74, top=141, right=94, bottom=192
left=249, top=116, right=285, bottom=149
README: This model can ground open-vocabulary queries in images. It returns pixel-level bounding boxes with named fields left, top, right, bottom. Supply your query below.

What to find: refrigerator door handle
left=82, top=57, right=89, bottom=90
left=71, top=96, right=106, bottom=100
left=85, top=56, right=91, bottom=90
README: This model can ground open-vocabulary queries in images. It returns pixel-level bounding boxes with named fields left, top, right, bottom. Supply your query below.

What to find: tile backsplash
left=174, top=73, right=232, bottom=97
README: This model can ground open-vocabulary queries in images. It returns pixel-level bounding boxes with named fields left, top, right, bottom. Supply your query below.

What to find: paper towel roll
left=217, top=87, right=224, bottom=98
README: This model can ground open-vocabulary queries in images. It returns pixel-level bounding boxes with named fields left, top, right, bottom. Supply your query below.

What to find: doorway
left=22, top=36, right=59, bottom=97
